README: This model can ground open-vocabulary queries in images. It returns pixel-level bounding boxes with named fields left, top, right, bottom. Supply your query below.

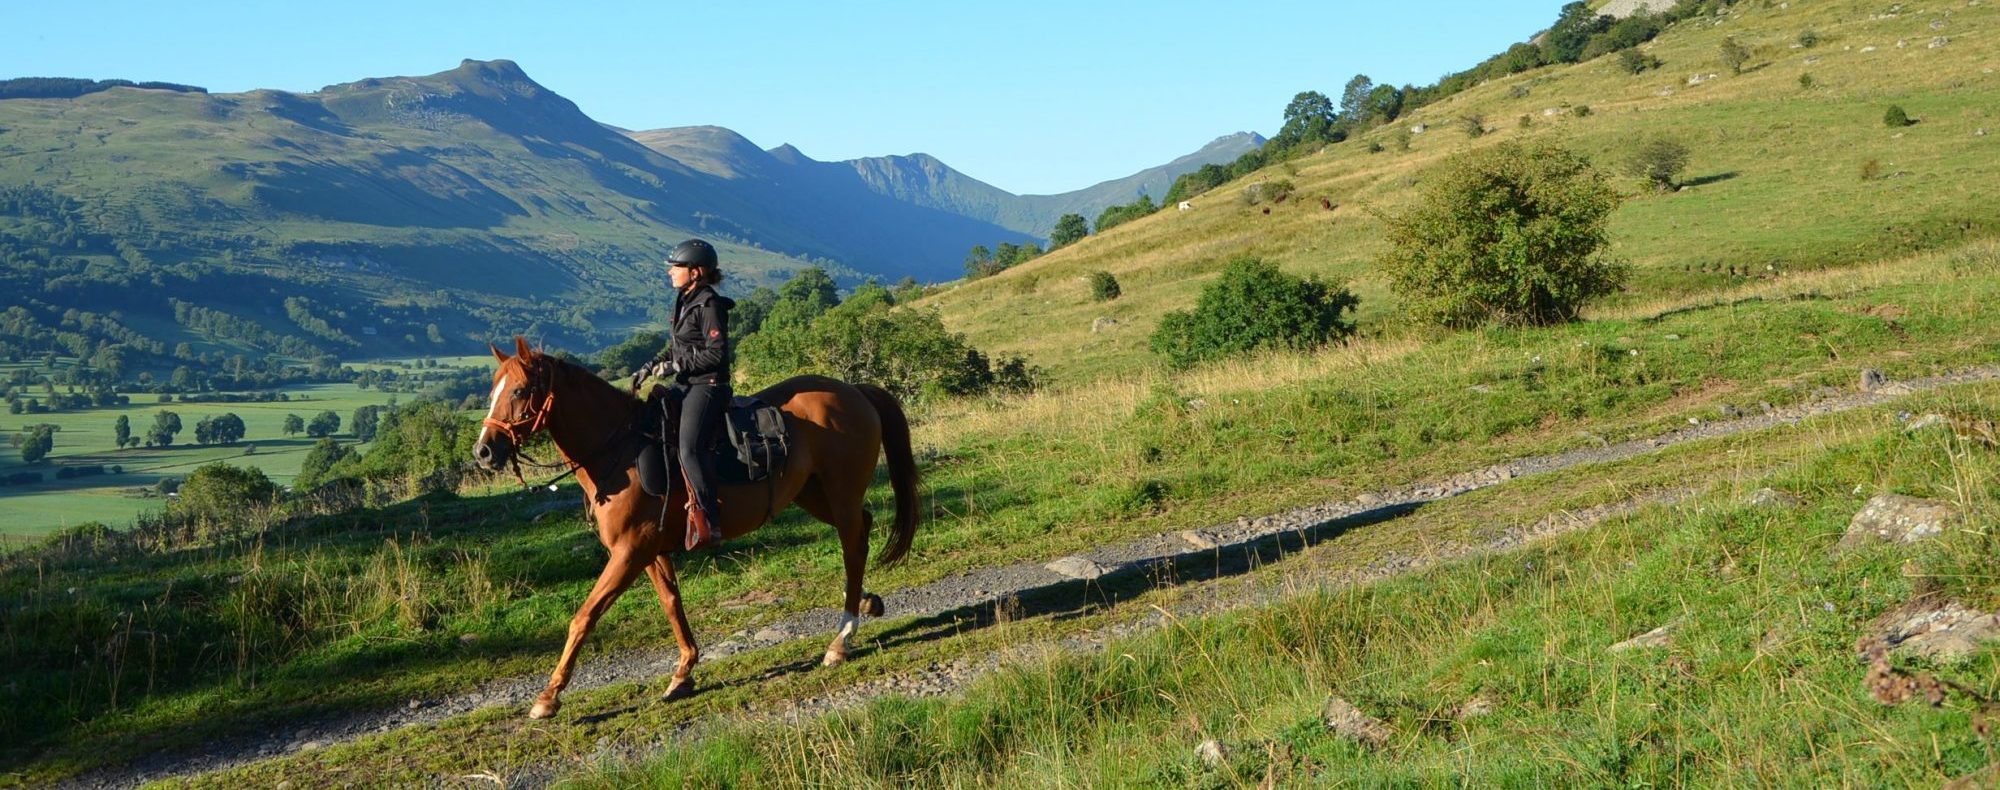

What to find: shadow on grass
left=1681, top=171, right=1740, bottom=188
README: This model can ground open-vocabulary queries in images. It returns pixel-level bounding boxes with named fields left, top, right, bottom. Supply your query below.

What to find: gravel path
left=59, top=365, right=2000, bottom=788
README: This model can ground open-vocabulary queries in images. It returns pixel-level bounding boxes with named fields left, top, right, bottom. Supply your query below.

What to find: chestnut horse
left=472, top=337, right=919, bottom=719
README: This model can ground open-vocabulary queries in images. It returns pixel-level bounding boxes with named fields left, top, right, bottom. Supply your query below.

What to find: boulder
left=1860, top=368, right=1889, bottom=391
left=1045, top=555, right=1114, bottom=580
left=1744, top=488, right=1802, bottom=508
left=1090, top=317, right=1119, bottom=334
left=1870, top=599, right=2000, bottom=661
left=1839, top=494, right=1958, bottom=551
left=1196, top=739, right=1229, bottom=766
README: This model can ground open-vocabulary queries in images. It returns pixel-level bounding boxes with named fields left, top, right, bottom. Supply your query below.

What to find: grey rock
left=1905, top=413, right=1948, bottom=433
left=1196, top=739, right=1229, bottom=766
left=1744, top=488, right=1803, bottom=508
left=1839, top=494, right=1958, bottom=551
left=1045, top=556, right=1114, bottom=580
left=1717, top=403, right=1745, bottom=420
left=753, top=626, right=789, bottom=642
left=1610, top=624, right=1674, bottom=652
left=1861, top=368, right=1889, bottom=391
left=1090, top=317, right=1119, bottom=334
left=1880, top=602, right=2000, bottom=660
left=1321, top=696, right=1393, bottom=747
left=1179, top=530, right=1219, bottom=550
left=1457, top=695, right=1496, bottom=719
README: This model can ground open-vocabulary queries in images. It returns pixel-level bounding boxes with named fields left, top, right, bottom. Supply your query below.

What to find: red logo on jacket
left=708, top=328, right=721, bottom=339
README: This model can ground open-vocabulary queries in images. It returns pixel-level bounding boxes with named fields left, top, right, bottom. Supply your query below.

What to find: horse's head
left=474, top=336, right=556, bottom=472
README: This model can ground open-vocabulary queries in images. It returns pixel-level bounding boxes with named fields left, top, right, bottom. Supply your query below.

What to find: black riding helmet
left=667, top=238, right=718, bottom=269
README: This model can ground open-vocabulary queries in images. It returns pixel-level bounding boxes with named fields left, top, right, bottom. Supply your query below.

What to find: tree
left=1381, top=140, right=1624, bottom=328
left=1366, top=84, right=1405, bottom=124
left=352, top=405, right=383, bottom=442
left=282, top=413, right=304, bottom=437
left=1626, top=136, right=1691, bottom=191
left=306, top=410, right=341, bottom=438
left=1542, top=1, right=1612, bottom=63
left=1274, top=91, right=1337, bottom=150
left=1338, top=75, right=1375, bottom=127
left=146, top=410, right=183, bottom=448
left=1149, top=258, right=1359, bottom=370
left=194, top=413, right=246, bottom=445
left=1050, top=214, right=1089, bottom=248
left=777, top=266, right=840, bottom=314
left=297, top=438, right=358, bottom=489
left=1719, top=36, right=1750, bottom=74
left=113, top=414, right=130, bottom=449
left=21, top=425, right=53, bottom=463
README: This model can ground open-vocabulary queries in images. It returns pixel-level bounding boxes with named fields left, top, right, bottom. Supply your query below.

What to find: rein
left=482, top=360, right=641, bottom=489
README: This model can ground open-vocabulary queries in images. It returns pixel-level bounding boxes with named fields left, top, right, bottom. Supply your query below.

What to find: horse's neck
left=546, top=363, right=638, bottom=466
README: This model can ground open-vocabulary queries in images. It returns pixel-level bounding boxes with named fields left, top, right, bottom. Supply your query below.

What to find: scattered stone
left=1468, top=384, right=1494, bottom=393
left=1929, top=36, right=1950, bottom=48
left=1457, top=695, right=1496, bottom=719
left=1663, top=333, right=1681, bottom=341
left=1321, top=695, right=1393, bottom=748
left=1871, top=600, right=2000, bottom=661
left=1610, top=624, right=1674, bottom=652
left=1905, top=413, right=1948, bottom=433
left=1355, top=492, right=1383, bottom=506
left=1717, top=403, right=1744, bottom=420
left=1196, top=739, right=1229, bottom=766
left=1046, top=555, right=1114, bottom=580
left=1861, top=45, right=1878, bottom=52
left=1090, top=317, right=1119, bottom=334
left=1860, top=368, right=1888, bottom=391
left=1185, top=398, right=1208, bottom=411
left=753, top=626, right=789, bottom=642
left=1759, top=401, right=1775, bottom=414
left=1979, top=128, right=1989, bottom=137
left=1804, top=56, right=1821, bottom=65
left=1745, top=488, right=1803, bottom=508
left=458, top=633, right=480, bottom=646
left=1839, top=494, right=1959, bottom=551
left=1179, top=529, right=1219, bottom=550
left=406, top=699, right=423, bottom=711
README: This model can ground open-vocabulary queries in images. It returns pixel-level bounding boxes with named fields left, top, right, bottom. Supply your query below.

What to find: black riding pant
left=676, top=382, right=730, bottom=519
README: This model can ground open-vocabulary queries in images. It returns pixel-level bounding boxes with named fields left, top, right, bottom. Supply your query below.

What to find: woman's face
left=670, top=265, right=694, bottom=289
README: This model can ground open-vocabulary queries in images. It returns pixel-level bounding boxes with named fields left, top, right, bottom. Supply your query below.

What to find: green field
left=0, top=383, right=403, bottom=539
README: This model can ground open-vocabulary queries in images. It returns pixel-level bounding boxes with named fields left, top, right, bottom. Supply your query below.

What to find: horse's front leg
left=646, top=553, right=700, bottom=701
left=529, top=547, right=646, bottom=719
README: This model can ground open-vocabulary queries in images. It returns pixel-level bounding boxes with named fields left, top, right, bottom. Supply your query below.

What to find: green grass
left=582, top=387, right=2000, bottom=787
left=916, top=0, right=2000, bottom=385
left=0, top=382, right=399, bottom=538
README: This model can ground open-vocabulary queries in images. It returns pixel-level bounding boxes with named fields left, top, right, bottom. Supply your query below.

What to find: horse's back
left=751, top=375, right=881, bottom=436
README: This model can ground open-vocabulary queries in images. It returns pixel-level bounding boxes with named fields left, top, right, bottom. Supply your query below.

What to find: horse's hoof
left=860, top=592, right=884, bottom=618
left=822, top=649, right=848, bottom=667
left=528, top=697, right=560, bottom=719
left=661, top=676, right=697, bottom=702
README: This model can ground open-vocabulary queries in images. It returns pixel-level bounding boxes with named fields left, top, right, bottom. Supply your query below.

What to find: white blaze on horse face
left=478, top=374, right=509, bottom=443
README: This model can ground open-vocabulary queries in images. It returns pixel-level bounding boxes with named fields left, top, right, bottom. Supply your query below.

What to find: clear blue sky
left=1, top=1, right=1562, bottom=195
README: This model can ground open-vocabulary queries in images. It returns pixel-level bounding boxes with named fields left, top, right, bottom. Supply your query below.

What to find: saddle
left=635, top=391, right=792, bottom=508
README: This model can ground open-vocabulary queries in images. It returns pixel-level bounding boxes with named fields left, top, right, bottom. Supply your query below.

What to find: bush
left=170, top=462, right=276, bottom=531
left=1571, top=105, right=1593, bottom=118
left=1243, top=179, right=1294, bottom=206
left=1719, top=36, right=1751, bottom=74
left=1617, top=48, right=1661, bottom=74
left=1883, top=105, right=1912, bottom=128
left=1148, top=258, right=1359, bottom=370
left=1797, top=29, right=1820, bottom=48
left=1799, top=73, right=1815, bottom=90
left=1380, top=139, right=1625, bottom=328
left=1860, top=159, right=1882, bottom=181
left=1626, top=136, right=1691, bottom=191
left=1460, top=115, right=1487, bottom=137
left=1089, top=271, right=1121, bottom=301
left=738, top=285, right=1039, bottom=402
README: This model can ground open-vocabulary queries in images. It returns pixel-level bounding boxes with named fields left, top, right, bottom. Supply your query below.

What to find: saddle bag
left=724, top=397, right=790, bottom=483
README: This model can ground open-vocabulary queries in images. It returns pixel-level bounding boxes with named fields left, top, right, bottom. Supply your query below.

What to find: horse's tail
left=856, top=382, right=920, bottom=567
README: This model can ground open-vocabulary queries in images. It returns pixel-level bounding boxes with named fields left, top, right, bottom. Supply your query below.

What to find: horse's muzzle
left=473, top=436, right=512, bottom=471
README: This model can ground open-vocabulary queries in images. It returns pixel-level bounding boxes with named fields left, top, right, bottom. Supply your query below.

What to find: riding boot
left=683, top=482, right=719, bottom=551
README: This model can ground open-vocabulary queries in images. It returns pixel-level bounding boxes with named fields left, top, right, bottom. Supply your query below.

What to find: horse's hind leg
left=795, top=482, right=879, bottom=666
left=645, top=554, right=699, bottom=701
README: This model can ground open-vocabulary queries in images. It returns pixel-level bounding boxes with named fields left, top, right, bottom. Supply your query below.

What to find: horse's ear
left=490, top=343, right=508, bottom=363
left=514, top=335, right=533, bottom=360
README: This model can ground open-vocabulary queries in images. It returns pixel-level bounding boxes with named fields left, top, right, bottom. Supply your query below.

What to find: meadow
left=1, top=382, right=403, bottom=541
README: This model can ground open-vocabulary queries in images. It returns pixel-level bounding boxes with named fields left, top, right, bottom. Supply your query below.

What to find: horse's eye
left=512, top=388, right=527, bottom=399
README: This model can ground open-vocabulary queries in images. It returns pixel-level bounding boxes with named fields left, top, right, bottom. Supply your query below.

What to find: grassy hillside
left=919, top=0, right=2000, bottom=385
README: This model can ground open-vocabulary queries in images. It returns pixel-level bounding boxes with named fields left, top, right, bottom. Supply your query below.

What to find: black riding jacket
left=669, top=284, right=734, bottom=386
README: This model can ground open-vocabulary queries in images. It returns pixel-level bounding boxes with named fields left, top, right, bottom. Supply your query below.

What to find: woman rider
left=636, top=238, right=734, bottom=550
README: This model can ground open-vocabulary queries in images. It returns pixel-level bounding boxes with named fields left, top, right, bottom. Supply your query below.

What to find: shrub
left=1617, top=49, right=1661, bottom=74
left=1148, top=258, right=1359, bottom=370
left=1626, top=135, right=1691, bottom=191
left=1799, top=73, right=1815, bottom=89
left=1519, top=114, right=1535, bottom=129
left=1572, top=105, right=1593, bottom=118
left=1883, top=105, right=1912, bottom=128
left=1460, top=115, right=1487, bottom=137
left=1719, top=36, right=1751, bottom=74
left=1380, top=139, right=1625, bottom=328
left=1243, top=179, right=1295, bottom=206
left=170, top=462, right=276, bottom=531
left=1860, top=159, right=1882, bottom=181
left=1088, top=271, right=1121, bottom=301
left=1797, top=29, right=1820, bottom=48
